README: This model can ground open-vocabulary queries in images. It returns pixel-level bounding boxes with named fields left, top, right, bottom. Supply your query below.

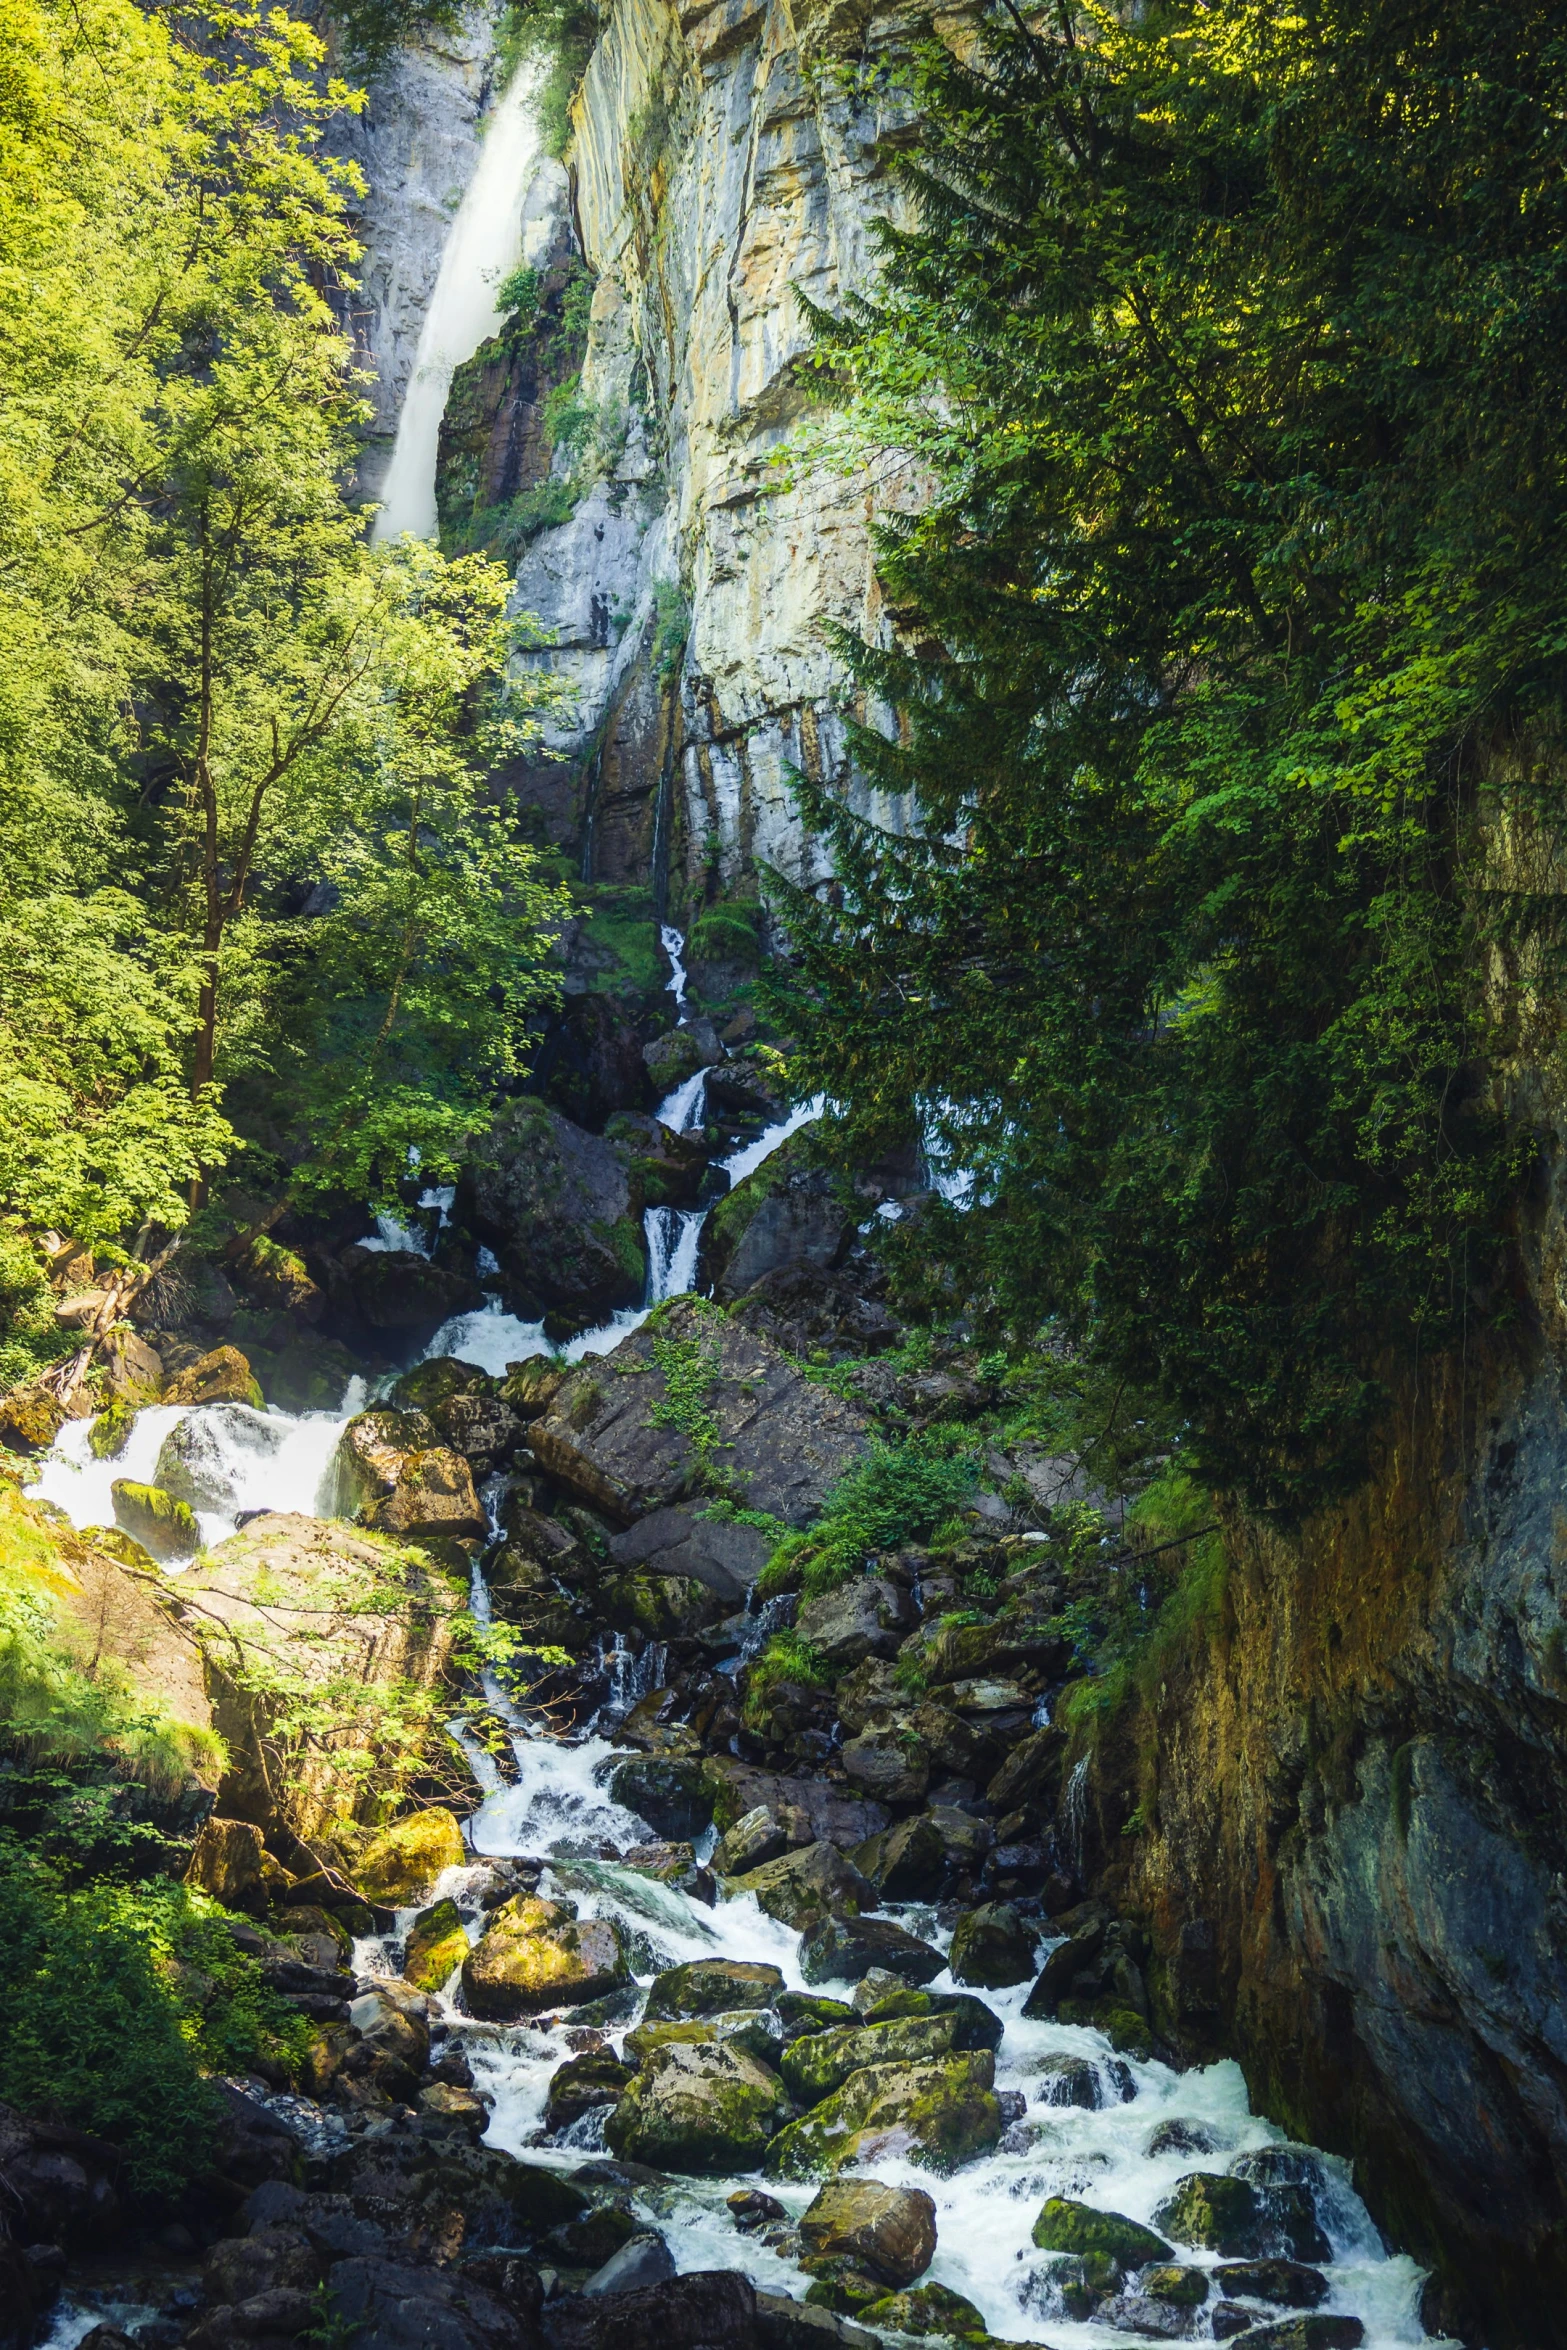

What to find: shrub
left=759, top=1434, right=980, bottom=1598
left=0, top=1839, right=307, bottom=2195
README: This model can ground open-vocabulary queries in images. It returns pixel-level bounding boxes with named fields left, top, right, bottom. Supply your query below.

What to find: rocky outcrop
left=463, top=1095, right=648, bottom=1324
left=1072, top=1304, right=1567, bottom=2346
left=171, top=1513, right=465, bottom=1858
left=529, top=1296, right=869, bottom=1526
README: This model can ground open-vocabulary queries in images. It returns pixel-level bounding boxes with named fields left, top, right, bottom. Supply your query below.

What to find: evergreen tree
left=775, top=0, right=1567, bottom=1505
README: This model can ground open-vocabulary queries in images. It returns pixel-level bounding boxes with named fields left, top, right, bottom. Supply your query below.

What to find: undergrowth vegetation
left=0, top=1841, right=307, bottom=2194
left=757, top=1432, right=979, bottom=1599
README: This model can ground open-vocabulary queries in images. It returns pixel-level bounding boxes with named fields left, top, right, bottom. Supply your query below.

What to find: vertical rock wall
left=436, top=0, right=926, bottom=898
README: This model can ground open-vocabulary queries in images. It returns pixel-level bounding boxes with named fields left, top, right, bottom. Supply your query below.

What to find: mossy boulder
left=947, top=1900, right=1037, bottom=1989
left=163, top=1344, right=264, bottom=1407
left=604, top=2039, right=790, bottom=2173
left=110, top=1478, right=199, bottom=1560
left=798, top=2179, right=937, bottom=2289
left=1030, top=2197, right=1173, bottom=2265
left=855, top=1986, right=1005, bottom=2052
left=1152, top=2170, right=1264, bottom=2256
left=609, top=1753, right=714, bottom=1837
left=88, top=1401, right=138, bottom=1460
left=625, top=2010, right=783, bottom=2066
left=1235, top=2324, right=1365, bottom=2350
left=404, top=1898, right=468, bottom=1992
left=766, top=2050, right=1002, bottom=2180
left=642, top=1957, right=784, bottom=2021
left=780, top=2013, right=960, bottom=2107
left=1215, top=2261, right=1327, bottom=2307
left=545, top=2049, right=634, bottom=2133
left=462, top=1894, right=629, bottom=2020
left=356, top=1807, right=466, bottom=1903
left=776, top=1990, right=857, bottom=2040
left=859, top=2283, right=988, bottom=2338
left=799, top=1912, right=944, bottom=1988
left=1144, top=2265, right=1211, bottom=2306
left=727, top=1840, right=872, bottom=1930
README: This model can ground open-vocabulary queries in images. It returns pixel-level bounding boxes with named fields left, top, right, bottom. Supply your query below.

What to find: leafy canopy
left=774, top=0, right=1567, bottom=1507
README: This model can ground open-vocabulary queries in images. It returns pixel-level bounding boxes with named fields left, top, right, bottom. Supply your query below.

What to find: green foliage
left=326, top=0, right=463, bottom=65
left=758, top=1433, right=980, bottom=1598
left=688, top=898, right=764, bottom=969
left=498, top=0, right=598, bottom=158
left=652, top=580, right=691, bottom=686
left=0, top=1839, right=307, bottom=2195
left=648, top=1308, right=733, bottom=1492
left=0, top=1229, right=68, bottom=1395
left=575, top=884, right=666, bottom=994
left=0, top=0, right=569, bottom=1251
left=775, top=0, right=1567, bottom=1510
left=744, top=1629, right=833, bottom=1720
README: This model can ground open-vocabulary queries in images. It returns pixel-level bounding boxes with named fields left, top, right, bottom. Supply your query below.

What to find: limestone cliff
left=1071, top=1146, right=1567, bottom=2347
left=424, top=0, right=923, bottom=900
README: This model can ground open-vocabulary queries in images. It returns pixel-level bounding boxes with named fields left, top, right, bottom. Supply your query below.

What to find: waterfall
left=371, top=63, right=545, bottom=544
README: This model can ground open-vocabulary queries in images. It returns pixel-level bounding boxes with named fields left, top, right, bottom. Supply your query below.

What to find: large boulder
left=642, top=1958, right=785, bottom=2021
left=528, top=1298, right=869, bottom=1527
left=335, top=1409, right=486, bottom=1540
left=705, top=1759, right=890, bottom=1853
left=163, top=1344, right=263, bottom=1407
left=1031, top=2197, right=1173, bottom=2265
left=766, top=2052, right=1003, bottom=2180
left=851, top=1816, right=947, bottom=1902
left=604, top=2040, right=791, bottom=2173
left=110, top=1478, right=198, bottom=1559
left=799, top=1914, right=944, bottom=1988
left=462, top=1895, right=630, bottom=2019
left=606, top=1505, right=773, bottom=1602
left=609, top=1755, right=714, bottom=1838
left=780, top=2015, right=960, bottom=2107
left=797, top=1578, right=916, bottom=1669
left=948, top=1902, right=1038, bottom=1989
left=1152, top=2171, right=1265, bottom=2256
left=798, top=2181, right=937, bottom=2291
left=463, top=1097, right=648, bottom=1320
left=404, top=1899, right=469, bottom=1992
left=728, top=1841, right=872, bottom=1930
left=168, top=1516, right=463, bottom=1854
left=542, top=2271, right=759, bottom=2350
left=355, top=1807, right=467, bottom=1903
left=839, top=1724, right=929, bottom=1808
left=333, top=1248, right=485, bottom=1346
left=697, top=1130, right=854, bottom=1299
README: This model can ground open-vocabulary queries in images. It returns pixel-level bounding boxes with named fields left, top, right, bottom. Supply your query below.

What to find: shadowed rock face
left=528, top=1296, right=869, bottom=1527
left=463, top=1097, right=648, bottom=1323
left=1076, top=1294, right=1567, bottom=2346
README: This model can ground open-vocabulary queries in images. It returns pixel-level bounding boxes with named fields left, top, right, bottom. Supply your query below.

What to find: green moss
left=88, top=1401, right=137, bottom=1459
left=860, top=2283, right=988, bottom=2338
left=688, top=898, right=764, bottom=970
left=1031, top=2197, right=1173, bottom=2264
left=576, top=884, right=665, bottom=996
left=0, top=1839, right=308, bottom=2195
left=757, top=1433, right=980, bottom=1600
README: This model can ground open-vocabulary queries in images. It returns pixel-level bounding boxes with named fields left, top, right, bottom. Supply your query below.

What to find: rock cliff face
left=1073, top=1152, right=1567, bottom=2348
left=414, top=0, right=923, bottom=898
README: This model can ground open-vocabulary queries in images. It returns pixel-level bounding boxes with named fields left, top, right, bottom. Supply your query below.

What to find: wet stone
left=1153, top=2171, right=1265, bottom=2257
left=799, top=1913, right=944, bottom=1988
left=642, top=1957, right=785, bottom=2020
left=1036, top=2053, right=1103, bottom=2109
left=858, top=2281, right=987, bottom=2338
left=798, top=2179, right=937, bottom=2290
left=1031, top=2197, right=1173, bottom=2267
left=545, top=2051, right=634, bottom=2133
left=1215, top=2261, right=1329, bottom=2307
left=604, top=2039, right=791, bottom=2173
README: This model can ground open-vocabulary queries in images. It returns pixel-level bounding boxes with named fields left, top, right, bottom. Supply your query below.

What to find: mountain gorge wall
left=1074, top=1125, right=1567, bottom=2348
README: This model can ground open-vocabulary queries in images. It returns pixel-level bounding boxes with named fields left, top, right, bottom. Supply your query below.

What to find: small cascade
left=645, top=1204, right=705, bottom=1304
left=661, top=921, right=691, bottom=1011
left=1062, top=1751, right=1091, bottom=1874
left=591, top=1632, right=669, bottom=1723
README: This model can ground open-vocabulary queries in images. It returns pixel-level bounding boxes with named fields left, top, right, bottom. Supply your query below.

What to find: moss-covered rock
left=404, top=1897, right=468, bottom=1993
left=1030, top=2197, right=1173, bottom=2265
left=776, top=1990, right=858, bottom=2040
left=545, top=2049, right=634, bottom=2133
left=1214, top=2260, right=1327, bottom=2307
left=766, top=2051, right=1002, bottom=2180
left=727, top=1840, right=872, bottom=1930
left=1144, top=2265, right=1211, bottom=2306
left=110, top=1479, right=199, bottom=1560
left=780, top=2013, right=960, bottom=2107
left=462, top=1894, right=629, bottom=2020
left=625, top=2009, right=783, bottom=2067
left=858, top=2282, right=988, bottom=2338
left=799, top=1912, right=944, bottom=1988
left=947, top=1901, right=1037, bottom=1989
left=855, top=1986, right=1005, bottom=2052
left=604, top=2039, right=790, bottom=2173
left=88, top=1401, right=138, bottom=1460
left=356, top=1807, right=466, bottom=1903
left=1235, top=2323, right=1365, bottom=2350
left=641, top=1957, right=784, bottom=2021
left=1152, top=2170, right=1264, bottom=2256
left=801, top=2257, right=889, bottom=2314
left=163, top=1345, right=263, bottom=1408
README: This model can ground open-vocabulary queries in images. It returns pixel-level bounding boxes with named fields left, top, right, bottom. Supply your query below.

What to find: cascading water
left=371, top=63, right=546, bottom=544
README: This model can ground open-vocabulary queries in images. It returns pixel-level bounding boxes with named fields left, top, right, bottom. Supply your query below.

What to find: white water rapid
left=36, top=930, right=818, bottom=1555
left=371, top=63, right=545, bottom=543
left=339, top=1751, right=1438, bottom=2350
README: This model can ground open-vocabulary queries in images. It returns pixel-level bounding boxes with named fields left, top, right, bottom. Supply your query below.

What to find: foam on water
left=350, top=1715, right=1441, bottom=2349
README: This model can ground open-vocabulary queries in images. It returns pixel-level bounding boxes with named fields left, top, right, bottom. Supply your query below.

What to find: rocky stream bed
left=8, top=933, right=1449, bottom=2350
